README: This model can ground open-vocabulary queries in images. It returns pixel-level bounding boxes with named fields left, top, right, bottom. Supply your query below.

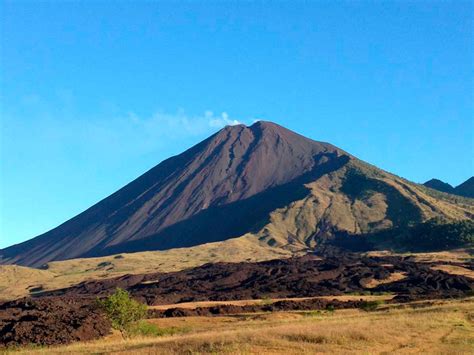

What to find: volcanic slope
left=1, top=121, right=473, bottom=267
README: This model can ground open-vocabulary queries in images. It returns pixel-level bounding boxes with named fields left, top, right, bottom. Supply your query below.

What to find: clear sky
left=1, top=1, right=473, bottom=248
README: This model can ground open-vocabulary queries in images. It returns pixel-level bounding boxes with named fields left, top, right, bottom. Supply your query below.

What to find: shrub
left=325, top=305, right=335, bottom=312
left=359, top=300, right=383, bottom=312
left=97, top=288, right=147, bottom=335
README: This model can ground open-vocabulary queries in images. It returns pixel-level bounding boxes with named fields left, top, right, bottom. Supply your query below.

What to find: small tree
left=98, top=288, right=147, bottom=335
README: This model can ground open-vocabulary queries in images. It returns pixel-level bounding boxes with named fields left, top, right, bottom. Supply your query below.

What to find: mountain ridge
left=423, top=177, right=474, bottom=198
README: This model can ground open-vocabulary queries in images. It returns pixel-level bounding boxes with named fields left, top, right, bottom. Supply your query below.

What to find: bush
left=359, top=300, right=383, bottom=312
left=325, top=305, right=335, bottom=312
left=97, top=288, right=147, bottom=335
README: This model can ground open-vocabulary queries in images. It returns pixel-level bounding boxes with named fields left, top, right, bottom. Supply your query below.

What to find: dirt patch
left=0, top=297, right=110, bottom=347
left=361, top=272, right=407, bottom=288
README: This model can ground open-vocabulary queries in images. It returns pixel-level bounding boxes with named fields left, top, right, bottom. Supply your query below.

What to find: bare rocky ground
left=1, top=253, right=473, bottom=347
left=0, top=297, right=110, bottom=348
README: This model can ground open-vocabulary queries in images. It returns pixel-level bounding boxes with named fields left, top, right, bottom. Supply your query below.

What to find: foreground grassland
left=6, top=297, right=474, bottom=354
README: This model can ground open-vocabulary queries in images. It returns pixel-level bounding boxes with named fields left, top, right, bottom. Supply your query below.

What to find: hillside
left=423, top=179, right=454, bottom=194
left=455, top=177, right=474, bottom=198
left=1, top=121, right=473, bottom=267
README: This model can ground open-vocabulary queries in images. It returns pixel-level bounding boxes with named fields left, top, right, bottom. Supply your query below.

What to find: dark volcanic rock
left=38, top=254, right=474, bottom=305
left=148, top=298, right=366, bottom=318
left=0, top=297, right=110, bottom=347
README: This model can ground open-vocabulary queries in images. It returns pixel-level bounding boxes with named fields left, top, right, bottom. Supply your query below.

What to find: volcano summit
left=1, top=121, right=472, bottom=267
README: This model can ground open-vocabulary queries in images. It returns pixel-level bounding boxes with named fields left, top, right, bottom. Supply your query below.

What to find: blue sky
left=1, top=1, right=473, bottom=248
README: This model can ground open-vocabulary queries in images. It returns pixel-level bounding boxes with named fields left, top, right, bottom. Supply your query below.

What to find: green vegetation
left=325, top=305, right=335, bottom=312
left=399, top=219, right=473, bottom=251
left=126, top=322, right=184, bottom=337
left=97, top=261, right=112, bottom=268
left=97, top=288, right=147, bottom=336
left=371, top=218, right=474, bottom=252
left=358, top=300, right=384, bottom=312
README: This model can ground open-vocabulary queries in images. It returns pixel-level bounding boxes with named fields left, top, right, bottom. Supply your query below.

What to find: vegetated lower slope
left=1, top=121, right=473, bottom=267
left=424, top=176, right=474, bottom=198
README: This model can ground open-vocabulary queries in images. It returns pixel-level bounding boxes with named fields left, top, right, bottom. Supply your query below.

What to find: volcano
left=1, top=121, right=472, bottom=267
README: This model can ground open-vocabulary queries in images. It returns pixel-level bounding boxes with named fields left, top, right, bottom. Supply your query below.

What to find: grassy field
left=6, top=297, right=473, bottom=354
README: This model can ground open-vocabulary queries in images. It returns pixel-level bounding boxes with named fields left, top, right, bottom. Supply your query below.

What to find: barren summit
left=1, top=121, right=472, bottom=267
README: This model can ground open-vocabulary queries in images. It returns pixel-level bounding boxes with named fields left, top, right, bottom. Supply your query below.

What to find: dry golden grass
left=402, top=249, right=473, bottom=263
left=7, top=297, right=473, bottom=354
left=0, top=265, right=55, bottom=301
left=431, top=265, right=474, bottom=279
left=361, top=272, right=407, bottom=289
left=364, top=249, right=473, bottom=263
